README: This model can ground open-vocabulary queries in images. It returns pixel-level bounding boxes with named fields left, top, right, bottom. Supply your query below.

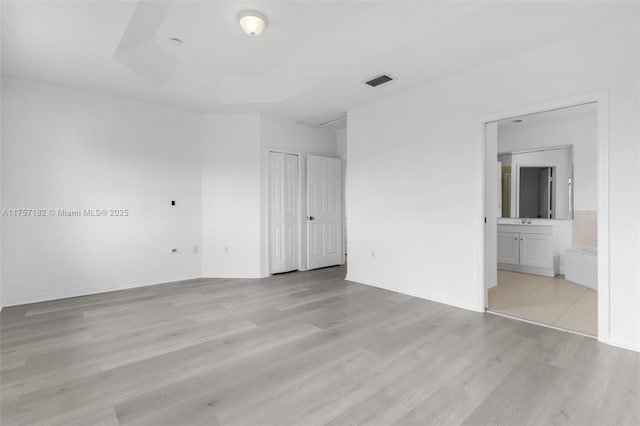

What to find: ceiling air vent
left=364, top=74, right=395, bottom=87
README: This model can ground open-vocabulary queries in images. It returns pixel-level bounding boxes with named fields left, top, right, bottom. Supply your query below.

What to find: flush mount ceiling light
left=238, top=10, right=267, bottom=36
left=169, top=38, right=183, bottom=46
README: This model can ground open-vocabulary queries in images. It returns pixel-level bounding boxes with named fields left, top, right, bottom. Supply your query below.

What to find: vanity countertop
left=497, top=218, right=555, bottom=226
left=498, top=222, right=554, bottom=235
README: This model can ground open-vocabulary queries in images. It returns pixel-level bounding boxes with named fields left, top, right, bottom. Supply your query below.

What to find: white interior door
left=284, top=154, right=298, bottom=272
left=307, top=155, right=342, bottom=270
left=270, top=152, right=298, bottom=274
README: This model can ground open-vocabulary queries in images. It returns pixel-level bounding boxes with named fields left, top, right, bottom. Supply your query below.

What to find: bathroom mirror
left=498, top=146, right=573, bottom=220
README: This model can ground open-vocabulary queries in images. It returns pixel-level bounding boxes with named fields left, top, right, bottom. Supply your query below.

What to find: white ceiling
left=1, top=1, right=635, bottom=121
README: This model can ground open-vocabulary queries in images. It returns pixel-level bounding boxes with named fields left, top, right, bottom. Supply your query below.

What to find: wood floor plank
left=460, top=357, right=563, bottom=425
left=2, top=264, right=639, bottom=426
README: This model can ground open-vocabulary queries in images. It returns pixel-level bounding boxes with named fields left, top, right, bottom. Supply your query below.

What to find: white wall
left=259, top=114, right=337, bottom=275
left=200, top=113, right=336, bottom=278
left=499, top=109, right=597, bottom=211
left=347, top=16, right=639, bottom=350
left=0, top=76, right=3, bottom=310
left=485, top=123, right=498, bottom=289
left=261, top=115, right=337, bottom=159
left=201, top=114, right=262, bottom=278
left=336, top=128, right=347, bottom=160
left=1, top=77, right=203, bottom=306
left=336, top=127, right=348, bottom=255
left=0, top=78, right=3, bottom=311
left=0, top=81, right=337, bottom=304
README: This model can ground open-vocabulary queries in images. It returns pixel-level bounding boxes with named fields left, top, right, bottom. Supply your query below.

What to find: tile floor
left=488, top=270, right=597, bottom=336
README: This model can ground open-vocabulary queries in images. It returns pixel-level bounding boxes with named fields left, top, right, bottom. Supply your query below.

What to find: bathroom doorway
left=482, top=97, right=606, bottom=339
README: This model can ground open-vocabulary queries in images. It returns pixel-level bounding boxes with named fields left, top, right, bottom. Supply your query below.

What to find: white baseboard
left=202, top=271, right=265, bottom=279
left=1, top=274, right=202, bottom=307
left=3, top=271, right=268, bottom=308
left=345, top=273, right=481, bottom=313
left=498, top=263, right=555, bottom=277
left=606, top=337, right=640, bottom=353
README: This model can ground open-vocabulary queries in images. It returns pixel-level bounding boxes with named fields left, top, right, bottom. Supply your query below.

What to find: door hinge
left=484, top=217, right=487, bottom=223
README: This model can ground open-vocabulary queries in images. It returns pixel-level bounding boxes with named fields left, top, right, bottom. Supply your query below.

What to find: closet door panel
left=284, top=154, right=298, bottom=272
left=270, top=152, right=286, bottom=274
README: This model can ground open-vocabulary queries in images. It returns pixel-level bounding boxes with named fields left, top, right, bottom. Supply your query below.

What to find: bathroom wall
left=573, top=210, right=597, bottom=246
left=498, top=106, right=597, bottom=211
left=498, top=104, right=598, bottom=251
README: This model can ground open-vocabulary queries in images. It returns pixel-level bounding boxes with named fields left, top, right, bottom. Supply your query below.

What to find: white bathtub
left=565, top=245, right=597, bottom=290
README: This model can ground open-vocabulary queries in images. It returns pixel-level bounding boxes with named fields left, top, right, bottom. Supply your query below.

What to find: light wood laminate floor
left=489, top=270, right=598, bottom=336
left=1, top=265, right=638, bottom=426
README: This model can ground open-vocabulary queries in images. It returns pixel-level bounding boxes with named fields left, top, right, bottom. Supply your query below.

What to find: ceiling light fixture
left=169, top=38, right=183, bottom=46
left=238, top=10, right=267, bottom=36
left=513, top=119, right=523, bottom=123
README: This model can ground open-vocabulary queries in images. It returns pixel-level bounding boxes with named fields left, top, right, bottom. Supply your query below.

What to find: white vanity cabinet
left=497, top=232, right=521, bottom=265
left=497, top=224, right=555, bottom=277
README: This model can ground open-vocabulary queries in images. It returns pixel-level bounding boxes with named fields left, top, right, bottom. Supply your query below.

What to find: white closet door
left=270, top=152, right=286, bottom=274
left=307, top=155, right=342, bottom=270
left=284, top=154, right=298, bottom=272
left=270, top=152, right=298, bottom=274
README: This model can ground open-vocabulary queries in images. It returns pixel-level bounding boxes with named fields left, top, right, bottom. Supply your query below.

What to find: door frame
left=264, top=148, right=303, bottom=276
left=477, top=90, right=610, bottom=345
